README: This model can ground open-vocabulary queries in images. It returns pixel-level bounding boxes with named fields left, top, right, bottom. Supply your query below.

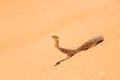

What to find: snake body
left=52, top=34, right=104, bottom=66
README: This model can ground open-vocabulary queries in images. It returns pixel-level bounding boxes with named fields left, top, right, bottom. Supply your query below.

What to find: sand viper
left=52, top=34, right=104, bottom=66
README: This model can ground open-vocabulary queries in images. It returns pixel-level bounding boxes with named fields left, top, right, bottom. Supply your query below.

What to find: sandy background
left=0, top=0, right=120, bottom=80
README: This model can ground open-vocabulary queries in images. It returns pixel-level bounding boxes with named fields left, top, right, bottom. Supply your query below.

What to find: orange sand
left=0, top=0, right=120, bottom=80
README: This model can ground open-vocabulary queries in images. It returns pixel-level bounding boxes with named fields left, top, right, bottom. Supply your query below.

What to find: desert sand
left=0, top=0, right=120, bottom=80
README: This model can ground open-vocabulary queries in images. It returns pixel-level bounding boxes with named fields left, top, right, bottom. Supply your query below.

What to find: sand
left=0, top=0, right=120, bottom=80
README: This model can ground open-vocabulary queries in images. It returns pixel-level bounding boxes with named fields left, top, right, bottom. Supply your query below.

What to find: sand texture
left=0, top=0, right=120, bottom=80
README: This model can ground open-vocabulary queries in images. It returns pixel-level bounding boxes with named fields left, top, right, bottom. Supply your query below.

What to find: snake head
left=52, top=36, right=59, bottom=40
